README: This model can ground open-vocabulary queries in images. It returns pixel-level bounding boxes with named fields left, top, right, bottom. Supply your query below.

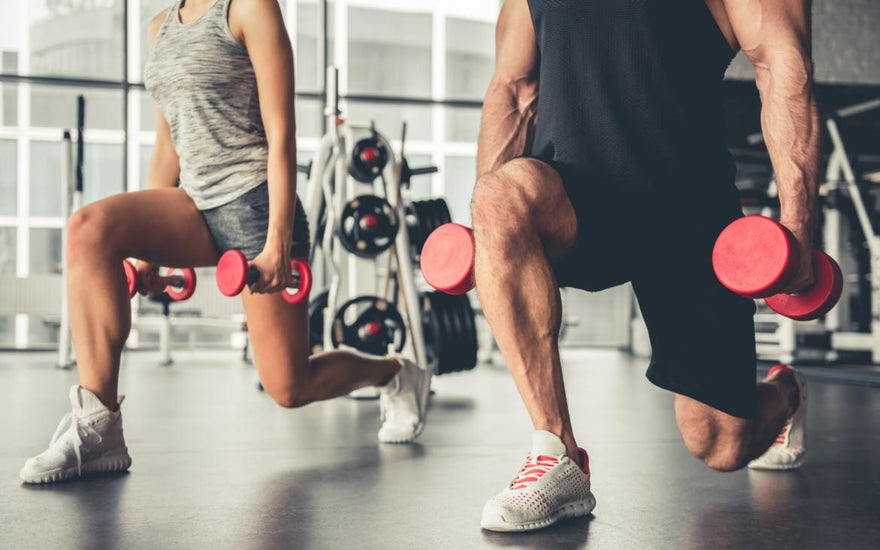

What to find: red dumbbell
left=122, top=259, right=197, bottom=301
left=420, top=223, right=476, bottom=295
left=712, top=215, right=843, bottom=321
left=215, top=249, right=312, bottom=305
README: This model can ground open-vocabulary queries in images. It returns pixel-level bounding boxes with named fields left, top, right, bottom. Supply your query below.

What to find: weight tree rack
left=302, top=67, right=432, bottom=371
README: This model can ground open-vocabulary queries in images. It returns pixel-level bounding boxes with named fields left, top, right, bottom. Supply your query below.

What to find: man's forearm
left=756, top=59, right=821, bottom=237
left=477, top=77, right=538, bottom=178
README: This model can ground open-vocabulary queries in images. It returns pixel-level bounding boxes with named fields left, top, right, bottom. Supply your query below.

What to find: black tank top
left=529, top=0, right=736, bottom=208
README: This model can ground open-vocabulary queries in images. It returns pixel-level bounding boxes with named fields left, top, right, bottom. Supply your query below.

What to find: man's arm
left=477, top=0, right=540, bottom=178
left=725, top=0, right=820, bottom=291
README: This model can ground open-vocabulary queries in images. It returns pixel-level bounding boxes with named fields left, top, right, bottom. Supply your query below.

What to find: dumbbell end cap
left=281, top=259, right=312, bottom=305
left=122, top=259, right=138, bottom=299
left=713, top=216, right=800, bottom=299
left=421, top=223, right=475, bottom=295
left=164, top=267, right=197, bottom=302
left=216, top=249, right=248, bottom=297
left=765, top=250, right=843, bottom=321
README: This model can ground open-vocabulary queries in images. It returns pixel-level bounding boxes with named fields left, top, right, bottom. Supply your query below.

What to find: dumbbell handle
left=242, top=265, right=302, bottom=286
left=156, top=274, right=187, bottom=289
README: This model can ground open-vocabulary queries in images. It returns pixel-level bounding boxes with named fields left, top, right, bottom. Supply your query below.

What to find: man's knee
left=471, top=159, right=549, bottom=248
left=684, top=434, right=751, bottom=472
left=472, top=173, right=531, bottom=228
left=675, top=396, right=752, bottom=472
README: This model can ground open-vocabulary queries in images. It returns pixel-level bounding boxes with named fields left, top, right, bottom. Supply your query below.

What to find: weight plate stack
left=422, top=290, right=478, bottom=375
left=408, top=198, right=452, bottom=264
left=309, top=289, right=329, bottom=355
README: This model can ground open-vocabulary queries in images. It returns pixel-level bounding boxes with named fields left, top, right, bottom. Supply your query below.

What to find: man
left=474, top=0, right=818, bottom=532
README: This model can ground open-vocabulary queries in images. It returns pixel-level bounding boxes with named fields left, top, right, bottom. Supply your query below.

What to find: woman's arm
left=231, top=0, right=298, bottom=292
left=146, top=9, right=181, bottom=190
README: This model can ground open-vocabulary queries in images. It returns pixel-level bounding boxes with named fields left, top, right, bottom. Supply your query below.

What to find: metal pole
left=57, top=132, right=74, bottom=369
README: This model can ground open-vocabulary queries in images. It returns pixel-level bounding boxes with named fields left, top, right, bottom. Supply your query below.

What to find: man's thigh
left=633, top=214, right=759, bottom=419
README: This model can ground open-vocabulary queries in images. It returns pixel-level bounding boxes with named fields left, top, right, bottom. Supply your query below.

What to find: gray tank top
left=144, top=0, right=268, bottom=210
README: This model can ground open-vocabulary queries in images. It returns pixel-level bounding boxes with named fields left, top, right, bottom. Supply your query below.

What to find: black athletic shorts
left=545, top=161, right=759, bottom=419
left=199, top=182, right=311, bottom=261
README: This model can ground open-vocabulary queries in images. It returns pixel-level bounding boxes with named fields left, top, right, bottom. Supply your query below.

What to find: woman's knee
left=67, top=205, right=117, bottom=263
left=264, top=382, right=310, bottom=409
left=260, top=356, right=313, bottom=409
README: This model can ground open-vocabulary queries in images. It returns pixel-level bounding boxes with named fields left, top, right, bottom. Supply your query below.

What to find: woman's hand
left=135, top=260, right=165, bottom=296
left=248, top=235, right=293, bottom=294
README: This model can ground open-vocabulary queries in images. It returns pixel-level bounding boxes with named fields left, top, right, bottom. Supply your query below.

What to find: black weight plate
left=331, top=295, right=406, bottom=356
left=436, top=293, right=464, bottom=374
left=420, top=293, right=440, bottom=370
left=309, top=289, right=329, bottom=355
left=435, top=198, right=452, bottom=226
left=414, top=200, right=433, bottom=258
left=441, top=294, right=467, bottom=372
left=412, top=201, right=428, bottom=253
left=429, top=292, right=452, bottom=374
left=451, top=293, right=478, bottom=371
left=337, top=195, right=399, bottom=258
left=348, top=138, right=388, bottom=183
left=414, top=200, right=430, bottom=245
left=423, top=199, right=441, bottom=235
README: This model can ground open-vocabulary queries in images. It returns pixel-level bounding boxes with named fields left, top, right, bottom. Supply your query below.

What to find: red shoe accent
left=774, top=423, right=790, bottom=445
left=577, top=448, right=590, bottom=474
left=767, top=364, right=794, bottom=380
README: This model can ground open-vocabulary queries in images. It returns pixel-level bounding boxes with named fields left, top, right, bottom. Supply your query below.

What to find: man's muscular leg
left=676, top=371, right=800, bottom=471
left=471, top=158, right=581, bottom=461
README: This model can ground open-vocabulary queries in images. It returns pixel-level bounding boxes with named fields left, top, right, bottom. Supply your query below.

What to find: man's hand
left=782, top=222, right=815, bottom=294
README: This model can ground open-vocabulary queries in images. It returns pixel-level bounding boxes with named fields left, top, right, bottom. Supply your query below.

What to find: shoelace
left=50, top=412, right=103, bottom=476
left=510, top=454, right=559, bottom=490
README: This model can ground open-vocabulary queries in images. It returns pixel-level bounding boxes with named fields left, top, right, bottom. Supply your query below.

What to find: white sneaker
left=378, top=357, right=431, bottom=443
left=749, top=365, right=807, bottom=470
left=481, top=431, right=596, bottom=532
left=20, top=385, right=132, bottom=484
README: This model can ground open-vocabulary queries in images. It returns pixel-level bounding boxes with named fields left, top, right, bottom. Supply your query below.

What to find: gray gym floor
left=2, top=349, right=879, bottom=550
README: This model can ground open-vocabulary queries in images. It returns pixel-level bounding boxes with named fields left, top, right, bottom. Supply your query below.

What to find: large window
left=0, top=0, right=499, bottom=347
left=0, top=1, right=125, bottom=80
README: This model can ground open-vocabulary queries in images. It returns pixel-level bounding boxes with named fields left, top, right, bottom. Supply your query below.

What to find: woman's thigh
left=240, top=279, right=310, bottom=392
left=73, top=187, right=220, bottom=267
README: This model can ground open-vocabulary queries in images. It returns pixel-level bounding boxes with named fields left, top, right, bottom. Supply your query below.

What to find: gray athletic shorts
left=199, top=183, right=311, bottom=260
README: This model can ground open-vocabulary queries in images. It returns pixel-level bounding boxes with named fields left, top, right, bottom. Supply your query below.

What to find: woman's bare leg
left=240, top=280, right=400, bottom=408
left=67, top=188, right=220, bottom=408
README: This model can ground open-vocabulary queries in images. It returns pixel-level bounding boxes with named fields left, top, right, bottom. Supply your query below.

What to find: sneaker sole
left=748, top=458, right=805, bottom=471
left=480, top=493, right=597, bottom=532
left=20, top=449, right=132, bottom=484
left=378, top=366, right=432, bottom=444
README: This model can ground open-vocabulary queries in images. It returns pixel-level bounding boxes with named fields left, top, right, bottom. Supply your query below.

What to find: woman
left=20, top=0, right=430, bottom=484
